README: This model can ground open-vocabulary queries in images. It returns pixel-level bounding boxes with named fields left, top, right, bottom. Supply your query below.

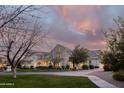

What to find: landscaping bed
left=113, top=70, right=124, bottom=81
left=17, top=68, right=70, bottom=72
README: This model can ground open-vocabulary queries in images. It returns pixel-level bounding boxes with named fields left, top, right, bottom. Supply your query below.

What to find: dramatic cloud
left=37, top=5, right=124, bottom=52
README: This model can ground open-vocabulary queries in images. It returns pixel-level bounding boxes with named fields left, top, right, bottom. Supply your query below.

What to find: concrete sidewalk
left=87, top=75, right=118, bottom=88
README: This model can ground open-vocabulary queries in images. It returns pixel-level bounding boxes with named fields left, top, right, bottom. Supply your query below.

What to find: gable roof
left=50, top=44, right=72, bottom=53
left=88, top=50, right=100, bottom=57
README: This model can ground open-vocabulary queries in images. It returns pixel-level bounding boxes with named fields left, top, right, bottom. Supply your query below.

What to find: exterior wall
left=0, top=63, right=6, bottom=69
left=21, top=56, right=100, bottom=69
left=90, top=59, right=99, bottom=67
left=0, top=57, right=7, bottom=70
left=77, top=63, right=83, bottom=69
left=34, top=60, right=50, bottom=67
left=21, top=60, right=50, bottom=68
left=88, top=57, right=100, bottom=67
left=20, top=46, right=100, bottom=69
left=21, top=63, right=32, bottom=68
left=50, top=45, right=72, bottom=68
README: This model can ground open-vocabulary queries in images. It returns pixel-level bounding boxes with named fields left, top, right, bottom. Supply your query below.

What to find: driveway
left=0, top=68, right=118, bottom=88
left=0, top=68, right=101, bottom=76
left=88, top=70, right=124, bottom=88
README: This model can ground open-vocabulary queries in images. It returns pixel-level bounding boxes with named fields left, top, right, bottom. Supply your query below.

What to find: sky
left=34, top=5, right=124, bottom=52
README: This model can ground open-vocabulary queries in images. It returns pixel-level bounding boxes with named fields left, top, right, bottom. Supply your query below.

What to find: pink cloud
left=56, top=6, right=102, bottom=35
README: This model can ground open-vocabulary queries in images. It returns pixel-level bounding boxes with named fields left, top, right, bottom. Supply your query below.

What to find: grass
left=0, top=75, right=98, bottom=88
left=17, top=68, right=69, bottom=72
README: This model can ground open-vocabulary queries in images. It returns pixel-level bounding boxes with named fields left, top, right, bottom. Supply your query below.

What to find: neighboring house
left=76, top=50, right=100, bottom=69
left=88, top=50, right=100, bottom=67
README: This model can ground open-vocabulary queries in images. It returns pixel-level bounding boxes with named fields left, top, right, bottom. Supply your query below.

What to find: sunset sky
left=35, top=5, right=124, bottom=52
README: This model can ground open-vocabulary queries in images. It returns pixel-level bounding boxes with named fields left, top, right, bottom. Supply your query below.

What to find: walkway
left=88, top=70, right=124, bottom=88
left=0, top=68, right=118, bottom=88
left=87, top=75, right=117, bottom=88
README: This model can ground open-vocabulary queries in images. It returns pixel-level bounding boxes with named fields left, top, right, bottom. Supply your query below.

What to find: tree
left=0, top=5, right=33, bottom=29
left=100, top=51, right=117, bottom=65
left=51, top=58, right=60, bottom=68
left=49, top=45, right=64, bottom=68
left=103, top=17, right=124, bottom=71
left=0, top=6, right=47, bottom=78
left=50, top=53, right=63, bottom=68
left=69, top=45, right=89, bottom=69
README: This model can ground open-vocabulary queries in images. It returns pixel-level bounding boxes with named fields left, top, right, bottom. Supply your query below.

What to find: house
left=20, top=44, right=72, bottom=68
left=31, top=52, right=50, bottom=68
left=88, top=50, right=100, bottom=67
left=20, top=44, right=101, bottom=69
left=21, top=51, right=50, bottom=68
left=49, top=44, right=72, bottom=68
left=0, top=56, right=7, bottom=71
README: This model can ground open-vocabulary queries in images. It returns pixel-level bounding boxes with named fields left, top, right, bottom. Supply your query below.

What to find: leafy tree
left=69, top=45, right=89, bottom=69
left=100, top=51, right=117, bottom=65
left=103, top=17, right=124, bottom=71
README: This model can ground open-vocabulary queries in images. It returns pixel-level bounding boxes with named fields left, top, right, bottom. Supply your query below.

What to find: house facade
left=0, top=57, right=7, bottom=71
left=88, top=50, right=100, bottom=67
left=21, top=44, right=100, bottom=69
left=49, top=44, right=72, bottom=68
left=21, top=52, right=50, bottom=68
left=0, top=44, right=101, bottom=70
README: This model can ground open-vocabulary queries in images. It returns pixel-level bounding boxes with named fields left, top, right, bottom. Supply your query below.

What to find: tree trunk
left=73, top=63, right=76, bottom=70
left=53, top=63, right=55, bottom=68
left=76, top=64, right=78, bottom=70
left=11, top=67, right=16, bottom=78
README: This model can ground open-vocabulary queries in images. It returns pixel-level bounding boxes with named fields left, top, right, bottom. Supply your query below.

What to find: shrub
left=112, top=62, right=124, bottom=72
left=113, top=71, right=124, bottom=81
left=48, top=65, right=53, bottom=69
left=94, top=66, right=99, bottom=68
left=17, top=63, right=22, bottom=68
left=89, top=65, right=94, bottom=69
left=66, top=65, right=70, bottom=69
left=72, top=67, right=77, bottom=71
left=61, top=66, right=65, bottom=69
left=30, top=66, right=34, bottom=69
left=82, top=64, right=89, bottom=70
left=56, top=67, right=61, bottom=70
left=4, top=67, right=7, bottom=70
left=22, top=66, right=29, bottom=69
left=103, top=64, right=112, bottom=71
left=36, top=66, right=48, bottom=69
left=112, top=64, right=120, bottom=72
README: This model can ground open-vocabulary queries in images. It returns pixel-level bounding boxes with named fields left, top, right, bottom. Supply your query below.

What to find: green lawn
left=17, top=68, right=69, bottom=72
left=0, top=75, right=98, bottom=88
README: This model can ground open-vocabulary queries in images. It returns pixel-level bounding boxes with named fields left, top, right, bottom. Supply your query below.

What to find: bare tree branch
left=0, top=5, right=33, bottom=29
